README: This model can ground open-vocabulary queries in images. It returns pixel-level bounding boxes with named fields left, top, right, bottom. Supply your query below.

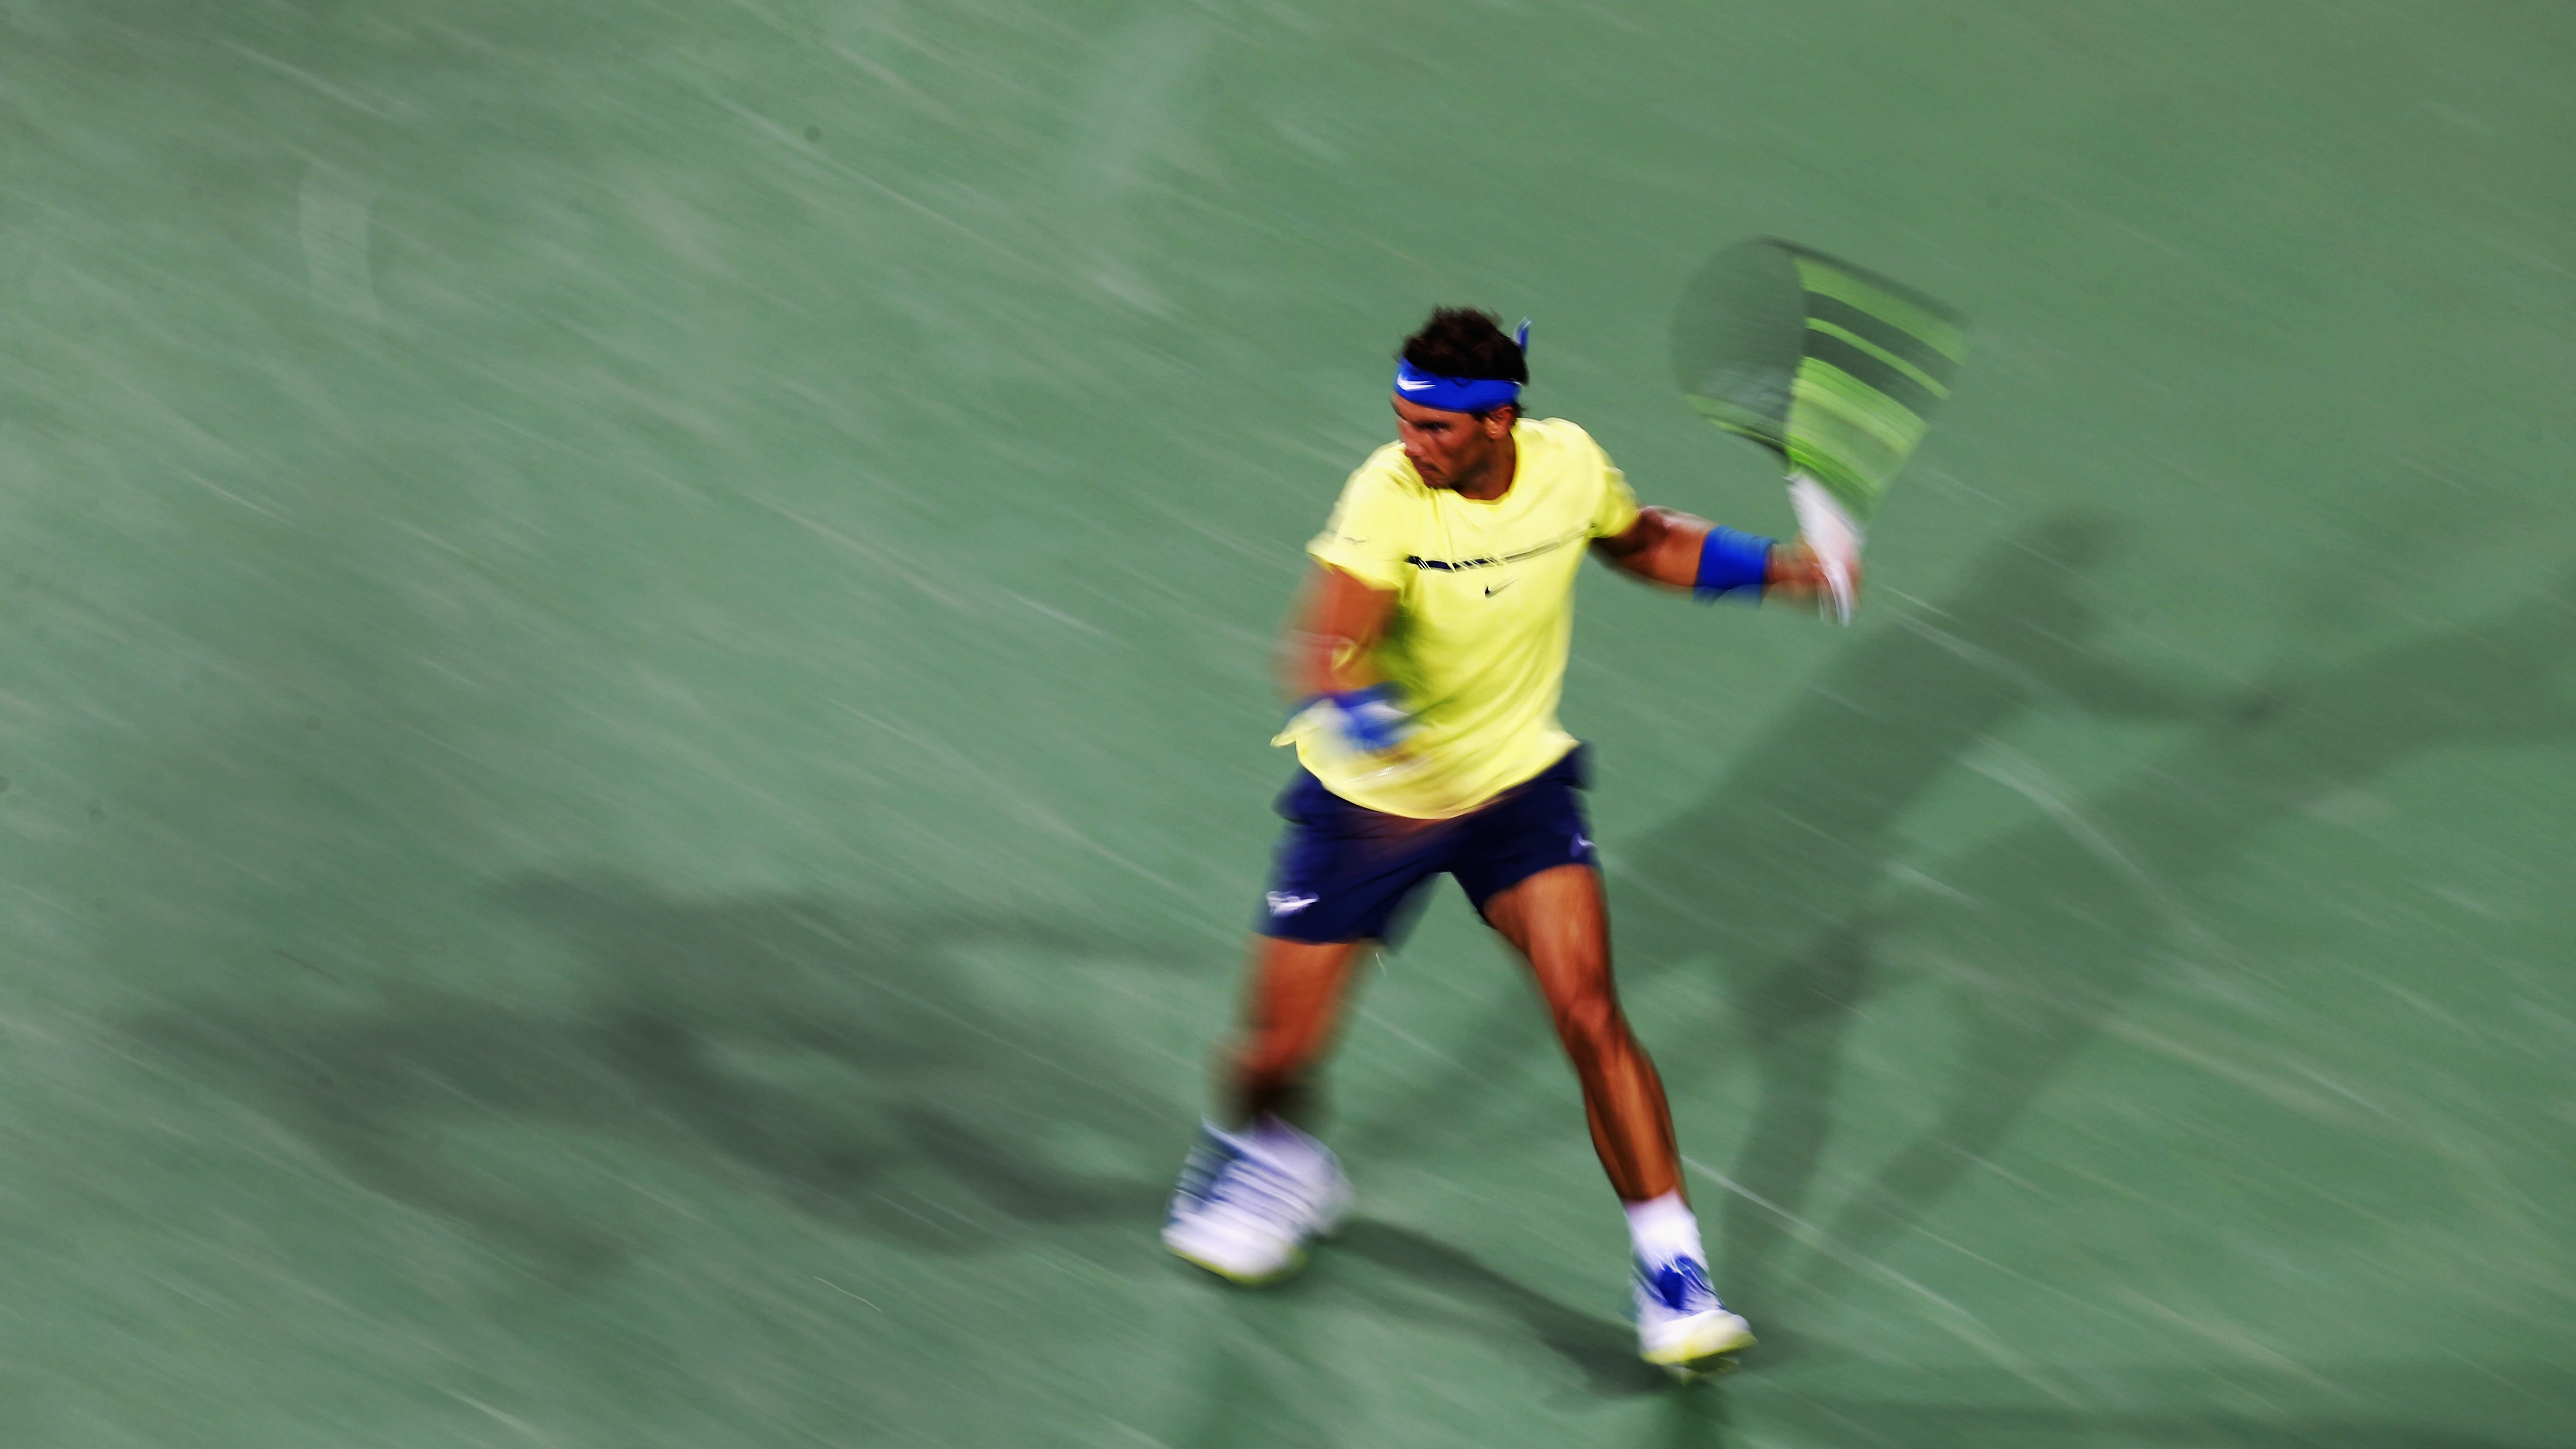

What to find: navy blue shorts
left=1257, top=746, right=1597, bottom=944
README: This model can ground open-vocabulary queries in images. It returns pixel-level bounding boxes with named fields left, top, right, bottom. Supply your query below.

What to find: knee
left=1550, top=993, right=1632, bottom=1057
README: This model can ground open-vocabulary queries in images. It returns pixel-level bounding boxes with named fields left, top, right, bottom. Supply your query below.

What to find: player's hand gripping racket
left=1670, top=238, right=1967, bottom=624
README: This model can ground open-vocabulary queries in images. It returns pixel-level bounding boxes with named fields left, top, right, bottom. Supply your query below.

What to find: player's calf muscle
left=1223, top=936, right=1364, bottom=1124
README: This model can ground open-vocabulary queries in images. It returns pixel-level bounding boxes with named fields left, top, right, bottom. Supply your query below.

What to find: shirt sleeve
left=1304, top=455, right=1416, bottom=592
left=1589, top=453, right=1643, bottom=539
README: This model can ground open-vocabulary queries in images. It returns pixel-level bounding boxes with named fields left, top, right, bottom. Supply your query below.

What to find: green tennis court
left=2, top=1, right=2571, bottom=1443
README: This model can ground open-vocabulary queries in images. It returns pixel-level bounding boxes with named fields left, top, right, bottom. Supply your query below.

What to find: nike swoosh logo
left=1484, top=580, right=1515, bottom=596
left=1266, top=892, right=1318, bottom=916
left=1395, top=376, right=1434, bottom=392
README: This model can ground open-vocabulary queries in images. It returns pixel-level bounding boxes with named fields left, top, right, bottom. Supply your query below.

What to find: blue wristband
left=1333, top=684, right=1411, bottom=754
left=1693, top=527, right=1773, bottom=601
left=1293, top=684, right=1413, bottom=755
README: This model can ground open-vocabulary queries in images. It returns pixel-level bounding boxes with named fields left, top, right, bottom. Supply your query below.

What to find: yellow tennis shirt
left=1276, top=416, right=1641, bottom=819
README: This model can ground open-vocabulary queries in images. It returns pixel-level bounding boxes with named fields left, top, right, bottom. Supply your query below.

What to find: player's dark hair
left=1400, top=307, right=1529, bottom=386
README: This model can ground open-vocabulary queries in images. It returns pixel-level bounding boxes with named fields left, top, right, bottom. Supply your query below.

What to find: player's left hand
left=1315, top=683, right=1414, bottom=757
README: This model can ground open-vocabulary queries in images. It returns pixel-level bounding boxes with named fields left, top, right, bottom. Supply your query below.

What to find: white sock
left=1237, top=1115, right=1326, bottom=1166
left=1624, top=1192, right=1705, bottom=1265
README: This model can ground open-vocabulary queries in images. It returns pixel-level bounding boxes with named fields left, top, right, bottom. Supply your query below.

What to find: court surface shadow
left=1155, top=1213, right=1672, bottom=1445
left=1356, top=513, right=2222, bottom=1295
left=1782, top=566, right=2576, bottom=1302
left=1157, top=1239, right=2560, bottom=1446
left=1328, top=1217, right=1667, bottom=1397
left=1352, top=521, right=2576, bottom=1389
left=127, top=875, right=1188, bottom=1283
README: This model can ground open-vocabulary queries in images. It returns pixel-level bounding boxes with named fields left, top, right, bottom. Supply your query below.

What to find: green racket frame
left=1671, top=238, right=1967, bottom=523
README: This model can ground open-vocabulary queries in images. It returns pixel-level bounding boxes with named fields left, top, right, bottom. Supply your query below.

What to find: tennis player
left=1163, top=308, right=1838, bottom=1370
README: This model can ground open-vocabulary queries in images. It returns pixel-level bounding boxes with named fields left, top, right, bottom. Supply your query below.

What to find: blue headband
left=1392, top=319, right=1531, bottom=413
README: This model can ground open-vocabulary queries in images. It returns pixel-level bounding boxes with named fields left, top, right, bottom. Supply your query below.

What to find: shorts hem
left=1463, top=856, right=1599, bottom=923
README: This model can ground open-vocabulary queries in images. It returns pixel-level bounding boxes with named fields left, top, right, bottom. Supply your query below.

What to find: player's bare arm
left=1593, top=505, right=1851, bottom=607
left=1275, top=565, right=1398, bottom=702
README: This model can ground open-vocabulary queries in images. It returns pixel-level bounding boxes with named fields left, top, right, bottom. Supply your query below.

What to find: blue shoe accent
left=1163, top=1121, right=1351, bottom=1282
left=1166, top=1128, right=1243, bottom=1226
left=1190, top=1127, right=1324, bottom=1228
left=1632, top=1252, right=1755, bottom=1367
left=1636, top=1254, right=1722, bottom=1317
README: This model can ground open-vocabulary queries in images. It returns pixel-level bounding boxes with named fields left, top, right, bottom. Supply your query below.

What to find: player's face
left=1392, top=396, right=1514, bottom=490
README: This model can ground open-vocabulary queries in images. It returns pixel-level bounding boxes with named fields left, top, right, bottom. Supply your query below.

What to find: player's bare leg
left=1223, top=937, right=1370, bottom=1127
left=1484, top=863, right=1755, bottom=1370
left=1481, top=864, right=1679, bottom=1199
left=1162, top=937, right=1363, bottom=1283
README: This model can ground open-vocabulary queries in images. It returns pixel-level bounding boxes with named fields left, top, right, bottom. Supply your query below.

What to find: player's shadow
left=1353, top=512, right=2223, bottom=1305
left=1154, top=1213, right=1671, bottom=1433
left=1611, top=510, right=2231, bottom=1313
left=1153, top=1217, right=1666, bottom=1447
left=1327, top=1217, right=1667, bottom=1396
left=1776, top=567, right=2576, bottom=1304
left=1166, top=1251, right=2558, bottom=1448
left=125, top=876, right=1186, bottom=1283
left=1360, top=481, right=2576, bottom=1349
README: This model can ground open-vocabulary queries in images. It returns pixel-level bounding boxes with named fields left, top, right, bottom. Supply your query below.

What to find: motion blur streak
left=0, top=1, right=2568, bottom=1444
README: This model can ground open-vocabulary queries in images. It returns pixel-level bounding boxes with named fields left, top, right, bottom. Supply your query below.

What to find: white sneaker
left=1162, top=1121, right=1351, bottom=1283
left=1634, top=1254, right=1756, bottom=1371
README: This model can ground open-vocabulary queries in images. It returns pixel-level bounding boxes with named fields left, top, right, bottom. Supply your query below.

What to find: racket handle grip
left=1787, top=473, right=1864, bottom=625
left=1793, top=472, right=1875, bottom=624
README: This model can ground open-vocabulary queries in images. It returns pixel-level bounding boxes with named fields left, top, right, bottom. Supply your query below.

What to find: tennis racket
left=1670, top=238, right=1967, bottom=623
